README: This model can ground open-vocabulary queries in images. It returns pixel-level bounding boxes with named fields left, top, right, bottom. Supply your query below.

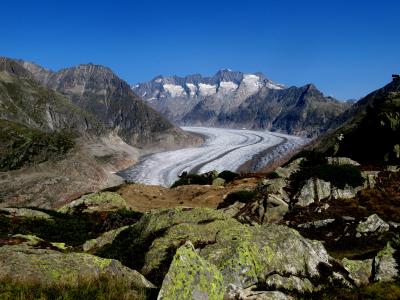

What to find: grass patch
left=0, top=275, right=152, bottom=300
left=0, top=119, right=75, bottom=171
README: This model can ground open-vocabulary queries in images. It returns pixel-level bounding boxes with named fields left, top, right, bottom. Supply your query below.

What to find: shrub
left=171, top=172, right=214, bottom=188
left=218, top=170, right=238, bottom=182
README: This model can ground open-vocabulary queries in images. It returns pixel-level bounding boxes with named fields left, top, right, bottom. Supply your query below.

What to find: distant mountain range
left=133, top=70, right=350, bottom=137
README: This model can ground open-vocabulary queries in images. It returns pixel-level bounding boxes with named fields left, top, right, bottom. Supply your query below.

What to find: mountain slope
left=311, top=78, right=400, bottom=163
left=134, top=70, right=349, bottom=137
left=22, top=61, right=198, bottom=147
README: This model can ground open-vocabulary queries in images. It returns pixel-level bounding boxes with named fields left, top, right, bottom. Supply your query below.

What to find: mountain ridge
left=134, top=70, right=349, bottom=137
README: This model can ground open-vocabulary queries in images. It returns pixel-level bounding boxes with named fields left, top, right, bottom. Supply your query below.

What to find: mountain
left=21, top=61, right=198, bottom=147
left=133, top=70, right=349, bottom=137
left=0, top=58, right=102, bottom=134
left=311, top=77, right=400, bottom=164
left=0, top=57, right=200, bottom=207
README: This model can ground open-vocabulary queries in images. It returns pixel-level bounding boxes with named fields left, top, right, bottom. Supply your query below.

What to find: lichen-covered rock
left=0, top=243, right=155, bottom=294
left=11, top=234, right=68, bottom=250
left=298, top=218, right=335, bottom=229
left=327, top=157, right=360, bottom=166
left=342, top=258, right=372, bottom=286
left=58, top=192, right=129, bottom=214
left=356, top=214, right=390, bottom=235
left=83, top=226, right=129, bottom=252
left=373, top=242, right=398, bottom=282
left=331, top=184, right=363, bottom=200
left=361, top=171, right=380, bottom=189
left=103, top=208, right=344, bottom=294
left=265, top=274, right=314, bottom=293
left=274, top=158, right=304, bottom=179
left=158, top=241, right=225, bottom=300
left=199, top=224, right=331, bottom=290
left=0, top=207, right=52, bottom=220
left=224, top=284, right=293, bottom=300
left=295, top=178, right=331, bottom=207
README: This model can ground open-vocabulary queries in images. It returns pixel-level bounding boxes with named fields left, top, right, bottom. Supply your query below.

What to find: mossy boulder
left=83, top=226, right=130, bottom=252
left=58, top=192, right=129, bottom=214
left=373, top=242, right=398, bottom=282
left=99, top=208, right=345, bottom=294
left=342, top=258, right=372, bottom=287
left=0, top=207, right=52, bottom=220
left=158, top=241, right=225, bottom=300
left=0, top=243, right=155, bottom=294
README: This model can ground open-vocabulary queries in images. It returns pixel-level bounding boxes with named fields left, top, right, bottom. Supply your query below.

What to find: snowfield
left=118, top=127, right=306, bottom=187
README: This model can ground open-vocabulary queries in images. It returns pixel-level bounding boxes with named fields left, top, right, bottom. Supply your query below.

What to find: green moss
left=159, top=242, right=225, bottom=300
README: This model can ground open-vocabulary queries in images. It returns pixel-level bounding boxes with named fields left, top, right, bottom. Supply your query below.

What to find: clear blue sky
left=1, top=0, right=399, bottom=99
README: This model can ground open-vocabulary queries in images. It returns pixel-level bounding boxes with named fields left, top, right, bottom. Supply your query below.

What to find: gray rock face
left=298, top=219, right=335, bottom=229
left=373, top=242, right=398, bottom=282
left=295, top=178, right=331, bottom=207
left=356, top=214, right=390, bottom=235
left=327, top=157, right=360, bottom=166
left=134, top=71, right=349, bottom=137
left=225, top=284, right=293, bottom=300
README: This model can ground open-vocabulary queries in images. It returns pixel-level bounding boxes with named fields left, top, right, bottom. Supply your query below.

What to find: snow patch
left=198, top=83, right=217, bottom=96
left=265, top=81, right=285, bottom=90
left=163, top=84, right=186, bottom=97
left=219, top=81, right=238, bottom=92
left=154, top=78, right=163, bottom=83
left=186, top=83, right=197, bottom=96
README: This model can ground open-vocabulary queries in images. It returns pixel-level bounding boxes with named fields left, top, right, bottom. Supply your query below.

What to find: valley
left=118, top=126, right=305, bottom=186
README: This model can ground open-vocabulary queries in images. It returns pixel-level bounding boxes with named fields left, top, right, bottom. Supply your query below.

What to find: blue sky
left=1, top=0, right=399, bottom=99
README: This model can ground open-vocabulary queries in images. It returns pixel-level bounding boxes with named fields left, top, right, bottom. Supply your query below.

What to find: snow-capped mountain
left=132, top=70, right=284, bottom=122
left=133, top=70, right=350, bottom=137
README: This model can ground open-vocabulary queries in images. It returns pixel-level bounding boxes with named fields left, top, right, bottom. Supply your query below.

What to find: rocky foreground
left=0, top=154, right=399, bottom=299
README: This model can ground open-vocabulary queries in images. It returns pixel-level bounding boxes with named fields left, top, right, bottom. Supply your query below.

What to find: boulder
left=0, top=243, right=155, bottom=296
left=327, top=157, right=360, bottom=166
left=158, top=241, right=225, bottom=300
left=361, top=171, right=380, bottom=189
left=0, top=207, right=52, bottom=220
left=331, top=185, right=362, bottom=200
left=356, top=214, right=390, bottom=235
left=298, top=219, right=335, bottom=229
left=274, top=158, right=304, bottom=179
left=105, top=208, right=344, bottom=294
left=224, top=284, right=293, bottom=300
left=295, top=178, right=331, bottom=207
left=265, top=274, right=314, bottom=293
left=342, top=258, right=372, bottom=286
left=212, top=177, right=226, bottom=187
left=83, top=226, right=129, bottom=252
left=373, top=242, right=398, bottom=282
left=58, top=192, right=129, bottom=214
